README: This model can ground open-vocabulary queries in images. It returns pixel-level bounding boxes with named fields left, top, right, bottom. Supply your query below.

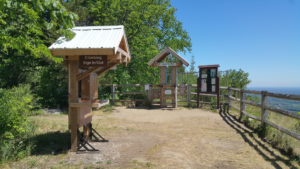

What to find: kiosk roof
left=49, top=25, right=130, bottom=60
left=147, top=47, right=189, bottom=67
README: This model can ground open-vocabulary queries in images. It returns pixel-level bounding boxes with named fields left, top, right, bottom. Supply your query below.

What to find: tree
left=0, top=0, right=78, bottom=88
left=219, top=69, right=251, bottom=89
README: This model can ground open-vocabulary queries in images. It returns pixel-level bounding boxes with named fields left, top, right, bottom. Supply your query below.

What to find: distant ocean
left=247, top=87, right=300, bottom=95
left=246, top=87, right=300, bottom=113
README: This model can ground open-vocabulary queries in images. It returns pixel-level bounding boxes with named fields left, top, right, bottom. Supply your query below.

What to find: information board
left=79, top=55, right=108, bottom=68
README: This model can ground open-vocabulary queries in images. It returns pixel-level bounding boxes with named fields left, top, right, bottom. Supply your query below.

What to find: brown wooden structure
left=49, top=25, right=131, bottom=152
left=197, top=65, right=220, bottom=109
left=148, top=47, right=189, bottom=108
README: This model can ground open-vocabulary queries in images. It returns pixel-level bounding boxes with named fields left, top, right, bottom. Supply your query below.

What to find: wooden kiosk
left=148, top=47, right=189, bottom=108
left=197, top=65, right=220, bottom=109
left=49, top=25, right=131, bottom=152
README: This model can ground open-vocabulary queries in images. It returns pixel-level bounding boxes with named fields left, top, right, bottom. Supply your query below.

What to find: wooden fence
left=106, top=84, right=300, bottom=141
left=222, top=87, right=300, bottom=141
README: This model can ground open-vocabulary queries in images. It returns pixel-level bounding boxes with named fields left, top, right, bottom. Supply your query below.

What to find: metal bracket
left=77, top=129, right=99, bottom=154
left=89, top=123, right=109, bottom=142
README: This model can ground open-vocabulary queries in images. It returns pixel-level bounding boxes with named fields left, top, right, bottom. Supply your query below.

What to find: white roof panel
left=49, top=25, right=125, bottom=50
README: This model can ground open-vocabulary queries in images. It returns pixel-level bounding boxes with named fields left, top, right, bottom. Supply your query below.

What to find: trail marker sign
left=79, top=55, right=108, bottom=68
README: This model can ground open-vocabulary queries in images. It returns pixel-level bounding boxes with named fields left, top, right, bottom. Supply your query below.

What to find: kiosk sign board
left=79, top=55, right=108, bottom=68
left=197, top=65, right=220, bottom=109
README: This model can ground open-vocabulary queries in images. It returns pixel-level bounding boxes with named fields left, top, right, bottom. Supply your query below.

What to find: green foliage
left=37, top=63, right=68, bottom=108
left=62, top=0, right=192, bottom=98
left=0, top=85, right=36, bottom=161
left=0, top=0, right=77, bottom=88
left=219, top=69, right=251, bottom=89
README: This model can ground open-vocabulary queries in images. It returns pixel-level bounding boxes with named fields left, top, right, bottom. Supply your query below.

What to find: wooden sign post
left=49, top=25, right=131, bottom=153
left=147, top=47, right=189, bottom=108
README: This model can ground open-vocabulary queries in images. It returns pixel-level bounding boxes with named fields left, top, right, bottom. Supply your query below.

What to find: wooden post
left=228, top=87, right=231, bottom=110
left=111, top=84, right=115, bottom=105
left=171, top=67, right=177, bottom=108
left=83, top=123, right=90, bottom=140
left=240, top=90, right=245, bottom=120
left=69, top=60, right=79, bottom=152
left=187, top=84, right=191, bottom=107
left=261, top=91, right=269, bottom=129
left=160, top=66, right=166, bottom=107
left=148, top=86, right=152, bottom=105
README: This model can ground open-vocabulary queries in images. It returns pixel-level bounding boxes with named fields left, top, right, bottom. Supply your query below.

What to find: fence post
left=228, top=87, right=231, bottom=110
left=187, top=84, right=191, bottom=107
left=111, top=84, right=115, bottom=105
left=261, top=91, right=269, bottom=129
left=240, top=89, right=245, bottom=120
left=148, top=86, right=152, bottom=103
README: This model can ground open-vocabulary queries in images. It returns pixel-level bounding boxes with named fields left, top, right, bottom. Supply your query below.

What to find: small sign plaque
left=165, top=90, right=172, bottom=95
left=145, top=84, right=149, bottom=90
left=79, top=55, right=108, bottom=68
left=160, top=63, right=177, bottom=67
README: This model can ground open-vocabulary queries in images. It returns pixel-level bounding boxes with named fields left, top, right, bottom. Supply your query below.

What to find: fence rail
left=106, top=84, right=300, bottom=141
left=223, top=87, right=300, bottom=141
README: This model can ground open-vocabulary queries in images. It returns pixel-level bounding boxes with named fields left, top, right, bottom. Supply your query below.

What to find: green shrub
left=0, top=85, right=36, bottom=162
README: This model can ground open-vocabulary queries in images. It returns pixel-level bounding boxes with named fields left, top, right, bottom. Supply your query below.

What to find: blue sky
left=170, top=0, right=300, bottom=87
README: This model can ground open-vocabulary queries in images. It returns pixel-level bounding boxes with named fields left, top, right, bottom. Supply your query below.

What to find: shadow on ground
left=29, top=131, right=71, bottom=155
left=219, top=108, right=298, bottom=169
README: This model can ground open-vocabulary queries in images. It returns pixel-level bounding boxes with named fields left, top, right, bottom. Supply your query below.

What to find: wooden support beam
left=108, top=52, right=121, bottom=62
left=69, top=60, right=79, bottom=152
left=77, top=66, right=102, bottom=81
left=97, top=63, right=118, bottom=76
left=117, top=47, right=129, bottom=58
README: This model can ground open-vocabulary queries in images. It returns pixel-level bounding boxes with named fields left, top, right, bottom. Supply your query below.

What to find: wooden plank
left=117, top=47, right=129, bottom=58
left=122, top=55, right=127, bottom=63
left=70, top=102, right=93, bottom=108
left=172, top=67, right=177, bottom=108
left=69, top=60, right=79, bottom=152
left=63, top=55, right=79, bottom=60
left=107, top=52, right=121, bottom=61
left=191, top=84, right=197, bottom=87
left=265, top=120, right=300, bottom=140
left=114, top=92, right=147, bottom=94
left=77, top=67, right=102, bottom=81
left=114, top=99, right=147, bottom=102
left=152, top=101, right=160, bottom=104
left=264, top=105, right=300, bottom=120
left=177, top=100, right=187, bottom=102
left=191, top=92, right=197, bottom=95
left=115, top=84, right=146, bottom=87
left=198, top=101, right=211, bottom=104
left=229, top=96, right=241, bottom=102
left=241, top=100, right=261, bottom=108
left=191, top=100, right=197, bottom=103
left=51, top=48, right=114, bottom=56
left=242, top=110, right=261, bottom=121
left=160, top=66, right=166, bottom=85
left=265, top=92, right=300, bottom=101
left=229, top=88, right=241, bottom=91
left=231, top=105, right=240, bottom=111
left=187, top=84, right=191, bottom=107
left=242, top=89, right=261, bottom=95
left=199, top=93, right=218, bottom=97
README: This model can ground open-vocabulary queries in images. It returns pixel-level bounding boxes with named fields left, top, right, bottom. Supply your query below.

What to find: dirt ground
left=6, top=106, right=300, bottom=169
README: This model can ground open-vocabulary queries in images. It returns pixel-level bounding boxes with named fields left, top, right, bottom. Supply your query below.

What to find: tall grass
left=0, top=85, right=36, bottom=162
